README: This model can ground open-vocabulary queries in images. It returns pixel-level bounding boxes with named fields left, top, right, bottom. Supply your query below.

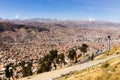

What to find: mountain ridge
left=0, top=19, right=120, bottom=43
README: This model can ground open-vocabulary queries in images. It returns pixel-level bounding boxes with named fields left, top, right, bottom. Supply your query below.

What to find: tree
left=21, top=61, right=33, bottom=77
left=37, top=62, right=46, bottom=73
left=38, top=49, right=58, bottom=73
left=43, top=53, right=51, bottom=61
left=37, top=60, right=52, bottom=73
left=21, top=61, right=27, bottom=77
left=49, top=49, right=58, bottom=61
left=68, top=48, right=76, bottom=62
left=26, top=62, right=33, bottom=76
left=38, top=54, right=52, bottom=73
left=79, top=43, right=89, bottom=54
left=57, top=53, right=66, bottom=68
left=90, top=53, right=94, bottom=60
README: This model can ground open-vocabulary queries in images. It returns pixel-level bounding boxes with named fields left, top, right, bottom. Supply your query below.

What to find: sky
left=0, top=0, right=120, bottom=22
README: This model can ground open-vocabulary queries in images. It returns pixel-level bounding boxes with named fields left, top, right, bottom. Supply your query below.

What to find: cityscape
left=0, top=0, right=120, bottom=80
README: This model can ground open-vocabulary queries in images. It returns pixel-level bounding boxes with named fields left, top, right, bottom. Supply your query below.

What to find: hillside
left=59, top=47, right=120, bottom=80
left=0, top=19, right=120, bottom=80
left=18, top=47, right=120, bottom=80
left=0, top=19, right=120, bottom=43
left=0, top=19, right=120, bottom=58
left=0, top=19, right=120, bottom=53
left=59, top=55, right=120, bottom=80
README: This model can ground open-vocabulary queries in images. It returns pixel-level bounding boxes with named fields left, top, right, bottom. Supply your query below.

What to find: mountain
left=9, top=18, right=120, bottom=28
left=0, top=18, right=2, bottom=20
left=0, top=19, right=120, bottom=43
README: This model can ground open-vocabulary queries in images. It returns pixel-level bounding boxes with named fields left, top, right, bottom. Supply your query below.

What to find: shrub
left=102, top=62, right=110, bottom=68
left=116, top=52, right=120, bottom=54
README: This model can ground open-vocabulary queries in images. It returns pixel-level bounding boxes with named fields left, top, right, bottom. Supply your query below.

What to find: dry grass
left=59, top=51, right=120, bottom=80
left=95, top=46, right=120, bottom=60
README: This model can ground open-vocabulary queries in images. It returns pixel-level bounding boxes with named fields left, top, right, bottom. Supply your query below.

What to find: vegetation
left=59, top=54, right=120, bottom=80
left=38, top=49, right=66, bottom=73
left=37, top=44, right=89, bottom=74
left=57, top=53, right=66, bottom=67
left=49, top=49, right=58, bottom=61
left=68, top=48, right=77, bottom=63
left=102, top=62, right=110, bottom=68
left=90, top=53, right=94, bottom=60
left=21, top=61, right=33, bottom=77
left=37, top=44, right=88, bottom=74
left=95, top=46, right=120, bottom=60
left=79, top=43, right=89, bottom=54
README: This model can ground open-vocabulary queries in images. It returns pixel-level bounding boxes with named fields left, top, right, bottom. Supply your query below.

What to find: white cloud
left=15, top=14, right=20, bottom=19
left=88, top=17, right=96, bottom=21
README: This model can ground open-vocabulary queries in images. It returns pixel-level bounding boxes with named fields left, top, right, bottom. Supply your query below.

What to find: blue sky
left=0, top=0, right=120, bottom=22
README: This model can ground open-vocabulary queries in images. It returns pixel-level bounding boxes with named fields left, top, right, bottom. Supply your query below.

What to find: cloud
left=15, top=14, right=20, bottom=19
left=88, top=17, right=96, bottom=21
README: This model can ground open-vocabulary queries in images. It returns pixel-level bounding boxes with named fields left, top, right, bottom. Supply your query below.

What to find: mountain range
left=0, top=18, right=120, bottom=43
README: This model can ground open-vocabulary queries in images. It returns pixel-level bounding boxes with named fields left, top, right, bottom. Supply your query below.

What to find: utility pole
left=107, top=36, right=111, bottom=51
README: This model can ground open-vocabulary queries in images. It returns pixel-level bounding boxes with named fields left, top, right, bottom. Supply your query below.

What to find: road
left=19, top=53, right=120, bottom=80
left=76, top=50, right=106, bottom=64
